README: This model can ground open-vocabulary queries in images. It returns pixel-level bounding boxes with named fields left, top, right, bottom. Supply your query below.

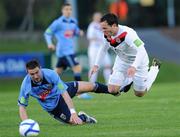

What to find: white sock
left=103, top=68, right=111, bottom=84
left=120, top=77, right=133, bottom=90
left=146, top=66, right=159, bottom=91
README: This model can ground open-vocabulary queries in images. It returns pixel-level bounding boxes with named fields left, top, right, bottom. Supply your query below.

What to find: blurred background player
left=87, top=12, right=112, bottom=84
left=44, top=3, right=91, bottom=99
left=90, top=13, right=161, bottom=97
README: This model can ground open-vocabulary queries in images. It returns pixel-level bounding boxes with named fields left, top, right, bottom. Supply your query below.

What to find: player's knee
left=73, top=65, right=82, bottom=73
left=134, top=91, right=145, bottom=97
left=56, top=68, right=63, bottom=74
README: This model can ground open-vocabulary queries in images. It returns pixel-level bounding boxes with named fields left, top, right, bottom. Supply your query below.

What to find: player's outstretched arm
left=19, top=106, right=28, bottom=121
left=89, top=65, right=99, bottom=78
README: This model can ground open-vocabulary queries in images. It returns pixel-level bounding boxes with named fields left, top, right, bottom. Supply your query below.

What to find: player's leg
left=49, top=81, right=96, bottom=124
left=76, top=81, right=108, bottom=94
left=55, top=57, right=66, bottom=74
left=72, top=64, right=82, bottom=81
left=146, top=58, right=161, bottom=91
left=64, top=54, right=82, bottom=81
left=133, top=58, right=149, bottom=97
left=107, top=56, right=127, bottom=95
left=119, top=78, right=133, bottom=93
left=48, top=94, right=96, bottom=124
left=133, top=58, right=161, bottom=97
left=75, top=81, right=122, bottom=96
left=55, top=67, right=64, bottom=74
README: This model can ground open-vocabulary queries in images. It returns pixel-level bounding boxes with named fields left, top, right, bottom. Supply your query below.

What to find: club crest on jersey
left=115, top=37, right=121, bottom=43
left=39, top=89, right=51, bottom=101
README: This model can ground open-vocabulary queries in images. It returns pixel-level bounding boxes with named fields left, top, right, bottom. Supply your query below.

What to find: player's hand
left=79, top=30, right=84, bottom=36
left=89, top=65, right=99, bottom=78
left=70, top=113, right=83, bottom=125
left=127, top=66, right=136, bottom=77
left=48, top=44, right=55, bottom=51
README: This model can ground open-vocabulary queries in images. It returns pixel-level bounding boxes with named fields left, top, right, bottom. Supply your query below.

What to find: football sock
left=103, top=68, right=111, bottom=84
left=74, top=73, right=82, bottom=81
left=93, top=82, right=109, bottom=94
left=120, top=78, right=133, bottom=91
left=146, top=66, right=159, bottom=91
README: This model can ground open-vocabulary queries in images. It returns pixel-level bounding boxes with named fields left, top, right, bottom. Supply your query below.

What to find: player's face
left=100, top=21, right=117, bottom=36
left=100, top=21, right=114, bottom=36
left=62, top=5, right=72, bottom=17
left=27, top=67, right=42, bottom=83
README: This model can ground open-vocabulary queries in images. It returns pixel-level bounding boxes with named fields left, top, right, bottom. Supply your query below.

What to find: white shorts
left=108, top=56, right=149, bottom=91
left=88, top=45, right=111, bottom=67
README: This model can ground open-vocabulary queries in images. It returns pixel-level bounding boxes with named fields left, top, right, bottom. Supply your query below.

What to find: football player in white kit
left=87, top=12, right=112, bottom=84
left=89, top=13, right=161, bottom=97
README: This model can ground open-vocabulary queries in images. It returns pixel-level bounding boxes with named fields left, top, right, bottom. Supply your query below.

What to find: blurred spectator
left=109, top=0, right=129, bottom=23
left=87, top=12, right=112, bottom=84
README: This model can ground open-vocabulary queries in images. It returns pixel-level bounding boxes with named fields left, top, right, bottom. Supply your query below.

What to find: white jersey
left=95, top=25, right=149, bottom=69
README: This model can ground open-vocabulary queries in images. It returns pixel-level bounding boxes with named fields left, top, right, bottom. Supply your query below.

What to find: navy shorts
left=48, top=81, right=79, bottom=123
left=56, top=54, right=79, bottom=70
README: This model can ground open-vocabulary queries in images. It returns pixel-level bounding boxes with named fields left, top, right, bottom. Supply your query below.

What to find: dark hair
left=100, top=13, right=119, bottom=26
left=26, top=59, right=40, bottom=70
left=62, top=3, right=71, bottom=9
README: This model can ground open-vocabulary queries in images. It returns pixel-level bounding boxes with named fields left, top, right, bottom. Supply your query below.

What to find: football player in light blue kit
left=18, top=60, right=117, bottom=125
left=44, top=3, right=83, bottom=80
left=44, top=3, right=91, bottom=99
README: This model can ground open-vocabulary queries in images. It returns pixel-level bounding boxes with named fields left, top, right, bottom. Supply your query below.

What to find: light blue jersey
left=18, top=69, right=68, bottom=111
left=44, top=15, right=80, bottom=57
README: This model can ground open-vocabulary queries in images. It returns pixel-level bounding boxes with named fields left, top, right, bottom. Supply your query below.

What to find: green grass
left=0, top=39, right=180, bottom=137
left=0, top=82, right=180, bottom=137
left=0, top=62, right=180, bottom=137
left=0, top=39, right=48, bottom=53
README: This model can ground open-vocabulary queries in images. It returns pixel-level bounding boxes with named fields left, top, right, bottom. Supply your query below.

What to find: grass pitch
left=0, top=39, right=180, bottom=136
left=0, top=81, right=180, bottom=137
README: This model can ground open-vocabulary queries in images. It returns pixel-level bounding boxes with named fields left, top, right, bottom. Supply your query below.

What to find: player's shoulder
left=119, top=25, right=135, bottom=33
left=55, top=16, right=64, bottom=22
left=21, top=75, right=31, bottom=88
left=41, top=68, right=56, bottom=76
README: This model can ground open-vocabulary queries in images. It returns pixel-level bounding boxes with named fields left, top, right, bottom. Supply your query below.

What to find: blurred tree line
left=0, top=0, right=180, bottom=31
left=0, top=0, right=63, bottom=31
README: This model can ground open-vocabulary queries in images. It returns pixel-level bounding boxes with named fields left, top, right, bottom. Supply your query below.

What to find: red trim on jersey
left=104, top=32, right=127, bottom=47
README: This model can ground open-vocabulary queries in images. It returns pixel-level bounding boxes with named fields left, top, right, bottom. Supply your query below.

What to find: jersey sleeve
left=73, top=19, right=80, bottom=36
left=125, top=29, right=144, bottom=48
left=18, top=79, right=30, bottom=107
left=51, top=71, right=68, bottom=94
left=44, top=20, right=59, bottom=45
left=125, top=29, right=146, bottom=68
left=94, top=39, right=109, bottom=66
